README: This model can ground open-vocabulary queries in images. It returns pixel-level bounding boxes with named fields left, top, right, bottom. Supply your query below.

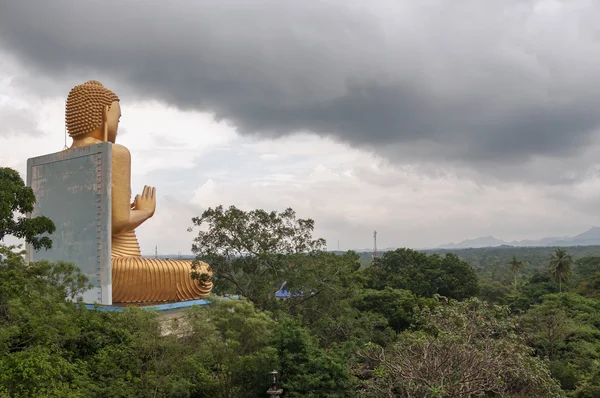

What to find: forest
left=2, top=166, right=600, bottom=397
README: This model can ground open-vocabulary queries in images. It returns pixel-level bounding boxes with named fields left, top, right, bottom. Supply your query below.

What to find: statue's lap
left=112, top=257, right=212, bottom=303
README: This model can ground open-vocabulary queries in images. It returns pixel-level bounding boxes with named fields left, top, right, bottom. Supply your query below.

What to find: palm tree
left=548, top=248, right=573, bottom=293
left=508, top=256, right=524, bottom=292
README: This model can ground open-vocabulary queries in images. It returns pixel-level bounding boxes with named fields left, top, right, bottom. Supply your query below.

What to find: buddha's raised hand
left=133, top=185, right=156, bottom=217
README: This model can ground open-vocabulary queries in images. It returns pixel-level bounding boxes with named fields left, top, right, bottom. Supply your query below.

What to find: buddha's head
left=65, top=80, right=121, bottom=143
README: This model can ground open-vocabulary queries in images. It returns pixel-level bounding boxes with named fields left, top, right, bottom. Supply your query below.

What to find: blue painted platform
left=83, top=296, right=239, bottom=312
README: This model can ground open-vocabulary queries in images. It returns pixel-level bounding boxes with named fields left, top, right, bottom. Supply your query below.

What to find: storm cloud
left=1, top=0, right=600, bottom=181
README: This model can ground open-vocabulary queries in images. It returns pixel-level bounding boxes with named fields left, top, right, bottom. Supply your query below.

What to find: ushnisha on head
left=65, top=80, right=121, bottom=142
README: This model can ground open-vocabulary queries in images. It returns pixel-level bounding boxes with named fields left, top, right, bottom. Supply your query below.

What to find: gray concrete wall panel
left=26, top=143, right=112, bottom=305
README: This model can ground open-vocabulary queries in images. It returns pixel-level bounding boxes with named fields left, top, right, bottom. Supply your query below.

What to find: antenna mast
left=373, top=230, right=378, bottom=258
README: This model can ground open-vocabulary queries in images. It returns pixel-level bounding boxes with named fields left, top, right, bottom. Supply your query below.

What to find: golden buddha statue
left=65, top=80, right=213, bottom=303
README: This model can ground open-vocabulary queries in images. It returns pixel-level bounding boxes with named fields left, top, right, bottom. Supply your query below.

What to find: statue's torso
left=110, top=142, right=142, bottom=258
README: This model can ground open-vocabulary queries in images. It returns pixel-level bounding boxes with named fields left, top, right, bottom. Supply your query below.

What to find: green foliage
left=477, top=279, right=511, bottom=304
left=365, top=248, right=479, bottom=300
left=275, top=316, right=357, bottom=397
left=362, top=297, right=565, bottom=398
left=572, top=257, right=600, bottom=298
left=0, top=345, right=89, bottom=398
left=573, top=256, right=600, bottom=280
left=574, top=274, right=600, bottom=299
left=0, top=245, right=90, bottom=397
left=0, top=246, right=91, bottom=354
left=353, top=287, right=436, bottom=333
left=0, top=167, right=55, bottom=250
left=182, top=299, right=279, bottom=397
left=500, top=271, right=560, bottom=313
left=279, top=251, right=394, bottom=350
left=520, top=294, right=600, bottom=396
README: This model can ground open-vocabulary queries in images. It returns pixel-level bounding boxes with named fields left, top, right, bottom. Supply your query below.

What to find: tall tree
left=548, top=248, right=573, bottom=293
left=189, top=205, right=326, bottom=308
left=0, top=167, right=55, bottom=250
left=508, top=255, right=525, bottom=292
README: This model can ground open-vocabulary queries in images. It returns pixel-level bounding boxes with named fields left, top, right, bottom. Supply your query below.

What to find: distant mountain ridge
left=149, top=227, right=600, bottom=256
left=437, top=226, right=600, bottom=249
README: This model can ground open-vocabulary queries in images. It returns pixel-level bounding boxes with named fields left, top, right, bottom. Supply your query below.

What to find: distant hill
left=438, top=236, right=507, bottom=249
left=437, top=227, right=600, bottom=249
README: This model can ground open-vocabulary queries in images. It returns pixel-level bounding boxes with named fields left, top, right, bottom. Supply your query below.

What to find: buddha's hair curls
left=65, top=80, right=119, bottom=137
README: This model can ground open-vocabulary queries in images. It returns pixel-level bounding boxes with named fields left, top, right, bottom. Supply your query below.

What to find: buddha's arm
left=111, top=144, right=155, bottom=235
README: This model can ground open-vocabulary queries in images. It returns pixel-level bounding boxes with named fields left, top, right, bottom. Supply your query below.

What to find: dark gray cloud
left=0, top=104, right=43, bottom=136
left=1, top=0, right=600, bottom=181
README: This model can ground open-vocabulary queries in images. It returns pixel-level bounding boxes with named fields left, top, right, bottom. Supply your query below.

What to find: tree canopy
left=362, top=297, right=564, bottom=398
left=189, top=205, right=326, bottom=307
left=365, top=248, right=480, bottom=300
left=0, top=167, right=55, bottom=250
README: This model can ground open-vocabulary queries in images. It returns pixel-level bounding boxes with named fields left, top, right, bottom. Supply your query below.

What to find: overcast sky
left=2, top=0, right=600, bottom=254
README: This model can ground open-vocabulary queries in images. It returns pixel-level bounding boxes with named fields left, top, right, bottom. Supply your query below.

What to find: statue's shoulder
left=111, top=143, right=131, bottom=157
